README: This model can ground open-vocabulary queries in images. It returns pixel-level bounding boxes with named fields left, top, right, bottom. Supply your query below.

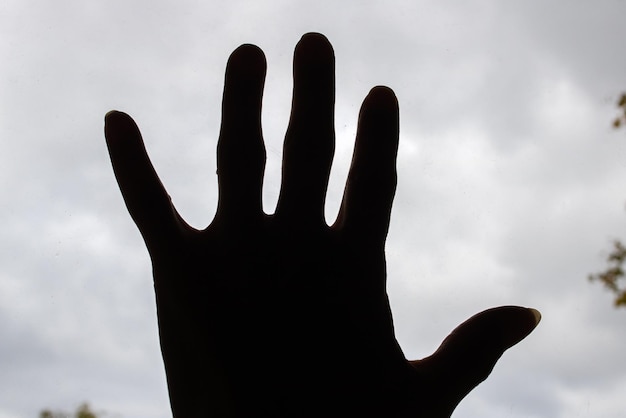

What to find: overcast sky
left=2, top=1, right=626, bottom=417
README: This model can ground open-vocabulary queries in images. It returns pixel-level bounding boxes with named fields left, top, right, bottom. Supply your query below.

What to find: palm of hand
left=105, top=33, right=539, bottom=418
left=157, top=220, right=407, bottom=416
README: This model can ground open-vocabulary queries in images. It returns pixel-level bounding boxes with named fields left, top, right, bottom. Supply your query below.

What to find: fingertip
left=228, top=43, right=267, bottom=75
left=234, top=43, right=264, bottom=53
left=105, top=109, right=131, bottom=124
left=360, top=87, right=399, bottom=129
left=104, top=110, right=122, bottom=130
left=299, top=32, right=331, bottom=47
left=505, top=307, right=540, bottom=347
left=496, top=306, right=541, bottom=350
left=367, top=86, right=398, bottom=109
left=105, top=109, right=120, bottom=120
left=295, top=32, right=334, bottom=64
left=300, top=31, right=329, bottom=41
left=104, top=110, right=140, bottom=143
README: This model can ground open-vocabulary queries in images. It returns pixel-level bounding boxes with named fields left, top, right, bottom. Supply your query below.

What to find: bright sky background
left=2, top=1, right=626, bottom=417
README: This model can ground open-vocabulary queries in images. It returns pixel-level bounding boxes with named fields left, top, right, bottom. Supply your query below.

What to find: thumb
left=411, top=306, right=540, bottom=411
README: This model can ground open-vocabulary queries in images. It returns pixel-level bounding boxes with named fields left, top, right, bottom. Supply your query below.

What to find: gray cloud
left=2, top=0, right=626, bottom=417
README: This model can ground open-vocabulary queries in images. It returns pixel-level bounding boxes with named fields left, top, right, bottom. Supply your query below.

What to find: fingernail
left=528, top=308, right=542, bottom=326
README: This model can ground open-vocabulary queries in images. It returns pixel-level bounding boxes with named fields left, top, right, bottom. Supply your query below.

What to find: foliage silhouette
left=588, top=240, right=626, bottom=306
left=39, top=403, right=99, bottom=418
left=612, top=92, right=626, bottom=128
left=589, top=92, right=626, bottom=308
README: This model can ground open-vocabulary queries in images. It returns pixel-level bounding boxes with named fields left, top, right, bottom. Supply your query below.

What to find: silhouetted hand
left=105, top=33, right=540, bottom=417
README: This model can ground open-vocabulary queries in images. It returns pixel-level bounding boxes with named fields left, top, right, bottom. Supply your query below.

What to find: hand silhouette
left=104, top=33, right=540, bottom=417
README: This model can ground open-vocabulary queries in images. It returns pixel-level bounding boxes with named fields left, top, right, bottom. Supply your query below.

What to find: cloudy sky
left=2, top=0, right=626, bottom=417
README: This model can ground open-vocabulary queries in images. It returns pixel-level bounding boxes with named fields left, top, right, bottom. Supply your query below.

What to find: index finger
left=335, top=86, right=399, bottom=245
